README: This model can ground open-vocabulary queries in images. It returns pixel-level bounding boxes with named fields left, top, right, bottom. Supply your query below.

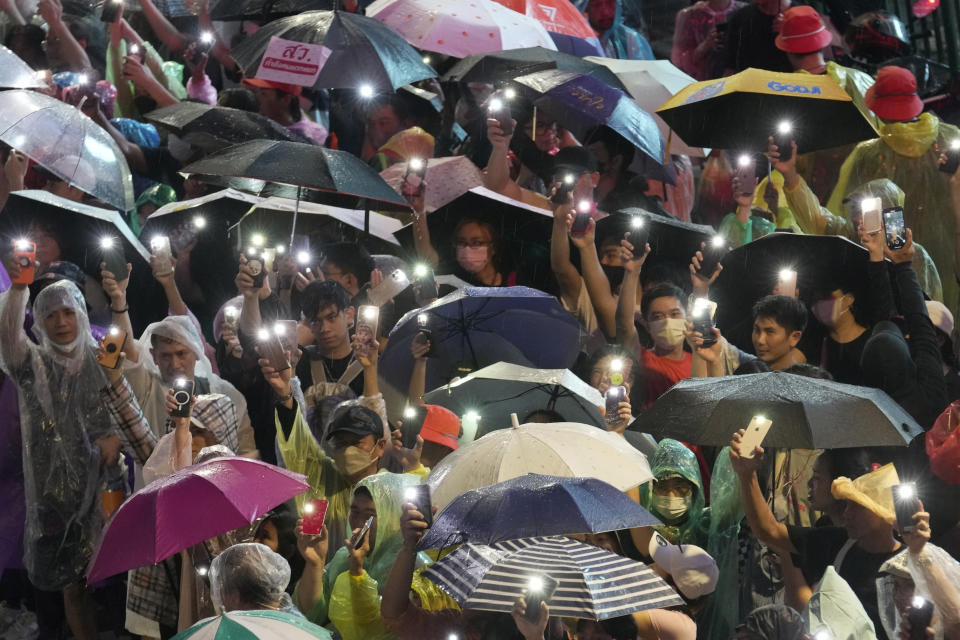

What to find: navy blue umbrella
left=380, top=286, right=584, bottom=394
left=511, top=69, right=666, bottom=180
left=417, top=473, right=660, bottom=550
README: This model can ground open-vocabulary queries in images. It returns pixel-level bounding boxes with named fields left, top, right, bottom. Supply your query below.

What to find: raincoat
left=826, top=113, right=960, bottom=314
left=0, top=281, right=116, bottom=590
left=596, top=0, right=655, bottom=60
left=784, top=177, right=943, bottom=302
left=640, top=439, right=744, bottom=640
left=717, top=211, right=777, bottom=248
left=803, top=566, right=877, bottom=640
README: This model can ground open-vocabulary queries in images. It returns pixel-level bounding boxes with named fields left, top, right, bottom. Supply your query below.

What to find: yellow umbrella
left=656, top=67, right=878, bottom=154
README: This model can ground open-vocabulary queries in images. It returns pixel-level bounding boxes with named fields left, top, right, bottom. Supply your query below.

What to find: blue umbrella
left=417, top=474, right=660, bottom=550
left=380, top=287, right=584, bottom=394
left=548, top=32, right=605, bottom=57
left=511, top=69, right=666, bottom=179
left=422, top=536, right=683, bottom=620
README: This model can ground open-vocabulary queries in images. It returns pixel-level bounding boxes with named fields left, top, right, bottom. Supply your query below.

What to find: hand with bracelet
left=101, top=260, right=133, bottom=314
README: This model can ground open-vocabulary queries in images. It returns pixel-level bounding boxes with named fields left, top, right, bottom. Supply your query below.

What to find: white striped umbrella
left=172, top=610, right=332, bottom=640
left=423, top=536, right=684, bottom=620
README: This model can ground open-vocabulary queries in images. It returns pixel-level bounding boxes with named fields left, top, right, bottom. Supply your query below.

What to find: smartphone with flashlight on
left=100, top=0, right=123, bottom=23
left=97, top=325, right=128, bottom=369
left=778, top=268, right=797, bottom=298
left=523, top=574, right=559, bottom=622
left=100, top=237, right=128, bottom=282
left=604, top=385, right=627, bottom=425
left=691, top=298, right=717, bottom=347
left=860, top=197, right=883, bottom=235
left=551, top=173, right=577, bottom=205
left=170, top=377, right=195, bottom=418
left=150, top=235, right=173, bottom=273
left=301, top=498, right=328, bottom=535
left=126, top=42, right=144, bottom=63
left=413, top=312, right=435, bottom=358
left=194, top=31, right=215, bottom=64
left=366, top=269, right=410, bottom=306
left=402, top=157, right=427, bottom=202
left=404, top=484, right=433, bottom=527
left=273, top=320, right=298, bottom=354
left=570, top=200, right=593, bottom=236
left=350, top=515, right=375, bottom=548
left=257, top=327, right=291, bottom=372
left=355, top=305, right=379, bottom=355
left=11, top=239, right=35, bottom=285
left=940, top=139, right=960, bottom=175
left=892, top=483, right=920, bottom=533
left=400, top=405, right=427, bottom=449
left=627, top=218, right=650, bottom=250
left=412, top=265, right=439, bottom=306
left=906, top=596, right=935, bottom=640
left=773, top=121, right=794, bottom=162
left=739, top=416, right=773, bottom=458
left=733, top=153, right=756, bottom=197
left=488, top=92, right=514, bottom=137
left=883, top=207, right=907, bottom=250
left=245, top=248, right=266, bottom=288
left=696, top=236, right=727, bottom=277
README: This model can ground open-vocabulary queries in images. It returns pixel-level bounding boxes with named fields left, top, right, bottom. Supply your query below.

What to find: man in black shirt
left=723, top=0, right=793, bottom=73
left=730, top=433, right=904, bottom=639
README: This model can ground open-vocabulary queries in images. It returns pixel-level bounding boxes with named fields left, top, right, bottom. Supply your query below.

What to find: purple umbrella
left=85, top=457, right=309, bottom=583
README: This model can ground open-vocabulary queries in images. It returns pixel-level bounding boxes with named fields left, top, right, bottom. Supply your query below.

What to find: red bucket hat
left=243, top=76, right=303, bottom=97
left=865, top=66, right=924, bottom=121
left=775, top=6, right=833, bottom=54
left=420, top=404, right=460, bottom=451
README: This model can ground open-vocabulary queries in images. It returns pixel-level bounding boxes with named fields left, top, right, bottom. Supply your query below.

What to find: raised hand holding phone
left=739, top=416, right=772, bottom=458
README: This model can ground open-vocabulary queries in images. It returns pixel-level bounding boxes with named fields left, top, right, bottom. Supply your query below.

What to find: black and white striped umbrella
left=422, top=536, right=684, bottom=620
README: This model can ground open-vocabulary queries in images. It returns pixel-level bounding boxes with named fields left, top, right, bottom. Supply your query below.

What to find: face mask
left=652, top=494, right=692, bottom=522
left=649, top=317, right=686, bottom=348
left=333, top=445, right=374, bottom=476
left=456, top=245, right=489, bottom=273
left=812, top=297, right=848, bottom=328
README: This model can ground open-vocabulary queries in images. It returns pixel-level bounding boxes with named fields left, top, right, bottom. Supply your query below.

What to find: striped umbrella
left=423, top=536, right=684, bottom=620
left=172, top=610, right=332, bottom=639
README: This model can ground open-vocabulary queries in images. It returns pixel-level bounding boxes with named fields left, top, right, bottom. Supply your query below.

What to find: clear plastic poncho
left=826, top=113, right=960, bottom=314
left=803, top=566, right=878, bottom=640
left=137, top=315, right=214, bottom=379
left=209, top=542, right=293, bottom=613
left=641, top=439, right=707, bottom=546
left=0, top=280, right=115, bottom=590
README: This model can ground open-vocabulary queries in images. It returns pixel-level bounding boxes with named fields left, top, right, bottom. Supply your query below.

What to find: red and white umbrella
left=366, top=0, right=556, bottom=58
left=491, top=0, right=596, bottom=40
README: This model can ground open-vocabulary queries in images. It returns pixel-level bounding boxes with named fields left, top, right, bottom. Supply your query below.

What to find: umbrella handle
left=510, top=413, right=520, bottom=429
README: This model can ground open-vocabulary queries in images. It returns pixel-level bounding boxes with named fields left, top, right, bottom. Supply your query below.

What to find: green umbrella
left=173, top=610, right=332, bottom=640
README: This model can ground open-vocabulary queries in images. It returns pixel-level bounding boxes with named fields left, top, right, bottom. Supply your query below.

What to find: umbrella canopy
left=584, top=57, right=707, bottom=158
left=366, top=0, right=556, bottom=58
left=143, top=102, right=313, bottom=153
left=442, top=46, right=628, bottom=93
left=211, top=0, right=333, bottom=21
left=0, top=190, right=150, bottom=273
left=231, top=10, right=436, bottom=92
left=180, top=140, right=410, bottom=212
left=422, top=361, right=605, bottom=433
left=379, top=156, right=483, bottom=213
left=0, top=44, right=48, bottom=89
left=492, top=0, right=595, bottom=39
left=0, top=90, right=133, bottom=210
left=418, top=473, right=660, bottom=548
left=145, top=188, right=271, bottom=229
left=173, top=610, right=332, bottom=639
left=426, top=421, right=653, bottom=509
left=85, top=458, right=309, bottom=583
left=656, top=68, right=879, bottom=154
left=594, top=209, right=716, bottom=265
left=423, top=536, right=684, bottom=620
left=237, top=197, right=405, bottom=245
left=633, top=371, right=924, bottom=448
left=379, top=285, right=583, bottom=395
left=549, top=32, right=605, bottom=57
left=512, top=70, right=665, bottom=177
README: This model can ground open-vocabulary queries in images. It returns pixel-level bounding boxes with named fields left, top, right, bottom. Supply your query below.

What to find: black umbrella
left=143, top=102, right=314, bottom=152
left=141, top=189, right=267, bottom=232
left=633, top=372, right=924, bottom=448
left=594, top=209, right=716, bottom=264
left=231, top=10, right=436, bottom=92
left=442, top=47, right=629, bottom=93
left=180, top=140, right=410, bottom=212
left=211, top=0, right=332, bottom=22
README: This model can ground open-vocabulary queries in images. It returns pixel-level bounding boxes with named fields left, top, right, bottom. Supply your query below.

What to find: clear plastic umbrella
left=0, top=90, right=133, bottom=210
left=0, top=44, right=47, bottom=89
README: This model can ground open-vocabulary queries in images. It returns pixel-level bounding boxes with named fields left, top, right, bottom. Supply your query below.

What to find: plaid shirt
left=101, top=379, right=178, bottom=626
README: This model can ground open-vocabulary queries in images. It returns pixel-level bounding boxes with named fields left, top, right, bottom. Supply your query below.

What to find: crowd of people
left=0, top=0, right=959, bottom=639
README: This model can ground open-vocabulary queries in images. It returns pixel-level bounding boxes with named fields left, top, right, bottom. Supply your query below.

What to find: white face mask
left=651, top=494, right=692, bottom=522
left=456, top=245, right=489, bottom=273
left=812, top=296, right=849, bottom=328
left=648, top=317, right=686, bottom=349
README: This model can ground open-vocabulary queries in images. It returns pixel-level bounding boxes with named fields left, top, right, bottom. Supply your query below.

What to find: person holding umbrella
left=243, top=77, right=328, bottom=146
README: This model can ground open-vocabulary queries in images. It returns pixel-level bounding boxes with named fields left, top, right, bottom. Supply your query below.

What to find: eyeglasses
left=454, top=240, right=492, bottom=249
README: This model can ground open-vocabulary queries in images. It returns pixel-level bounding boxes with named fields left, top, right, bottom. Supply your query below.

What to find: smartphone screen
left=739, top=416, right=772, bottom=458
left=12, top=239, right=35, bottom=285
left=301, top=498, right=328, bottom=535
left=892, top=483, right=920, bottom=533
left=883, top=207, right=906, bottom=250
left=604, top=386, right=626, bottom=425
left=404, top=484, right=433, bottom=527
left=524, top=575, right=559, bottom=622
left=97, top=325, right=128, bottom=369
left=860, top=197, right=882, bottom=234
left=170, top=377, right=195, bottom=418
left=257, top=328, right=291, bottom=372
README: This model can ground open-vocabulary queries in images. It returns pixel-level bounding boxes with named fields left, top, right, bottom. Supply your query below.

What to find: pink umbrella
left=85, top=458, right=309, bottom=583
left=365, top=0, right=557, bottom=58
left=380, top=156, right=483, bottom=213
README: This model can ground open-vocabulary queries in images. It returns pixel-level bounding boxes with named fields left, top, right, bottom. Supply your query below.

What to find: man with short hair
left=319, top=242, right=376, bottom=299
left=364, top=94, right=414, bottom=158
left=750, top=295, right=807, bottom=370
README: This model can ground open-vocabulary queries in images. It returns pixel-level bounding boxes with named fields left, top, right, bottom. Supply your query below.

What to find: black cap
left=552, top=146, right=597, bottom=175
left=326, top=404, right=383, bottom=440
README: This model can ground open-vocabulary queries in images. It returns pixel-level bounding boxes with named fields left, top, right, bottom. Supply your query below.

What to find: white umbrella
left=366, top=0, right=556, bottom=58
left=583, top=57, right=708, bottom=158
left=426, top=421, right=653, bottom=510
left=380, top=156, right=483, bottom=213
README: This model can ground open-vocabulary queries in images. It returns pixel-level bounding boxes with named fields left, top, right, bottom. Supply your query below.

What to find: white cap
left=648, top=532, right=718, bottom=600
left=925, top=300, right=954, bottom=337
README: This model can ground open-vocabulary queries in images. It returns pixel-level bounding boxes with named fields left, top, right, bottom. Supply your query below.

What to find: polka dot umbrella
left=365, top=0, right=557, bottom=58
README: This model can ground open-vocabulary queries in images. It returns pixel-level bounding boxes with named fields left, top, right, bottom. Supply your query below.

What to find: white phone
left=861, top=197, right=883, bottom=234
left=366, top=269, right=411, bottom=306
left=777, top=269, right=797, bottom=298
left=740, top=416, right=773, bottom=458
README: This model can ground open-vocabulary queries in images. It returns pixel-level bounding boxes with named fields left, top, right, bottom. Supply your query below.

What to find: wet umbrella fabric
left=211, top=0, right=333, bottom=21
left=231, top=10, right=436, bottom=92
left=492, top=0, right=595, bottom=39
left=594, top=209, right=716, bottom=264
left=633, top=371, right=924, bottom=448
left=0, top=44, right=49, bottom=89
left=172, top=610, right=333, bottom=639
left=418, top=473, right=660, bottom=548
left=0, top=90, right=133, bottom=210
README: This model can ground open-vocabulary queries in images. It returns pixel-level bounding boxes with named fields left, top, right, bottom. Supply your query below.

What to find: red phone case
left=302, top=499, right=328, bottom=535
